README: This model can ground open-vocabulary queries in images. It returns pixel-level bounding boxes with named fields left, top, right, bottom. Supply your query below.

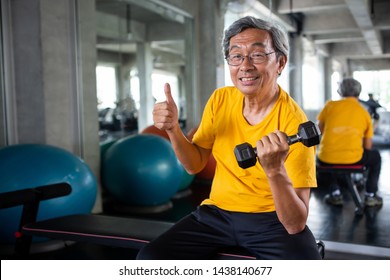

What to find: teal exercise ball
left=0, top=144, right=97, bottom=244
left=178, top=162, right=195, bottom=191
left=102, top=134, right=182, bottom=206
left=140, top=126, right=194, bottom=191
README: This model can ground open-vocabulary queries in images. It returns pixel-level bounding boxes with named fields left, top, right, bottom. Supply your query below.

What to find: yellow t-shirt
left=317, top=97, right=373, bottom=164
left=192, top=86, right=317, bottom=213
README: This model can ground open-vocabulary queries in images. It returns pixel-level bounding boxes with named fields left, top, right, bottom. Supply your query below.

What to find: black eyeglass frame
left=225, top=51, right=276, bottom=66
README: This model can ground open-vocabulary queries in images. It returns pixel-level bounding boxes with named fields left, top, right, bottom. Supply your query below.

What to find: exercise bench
left=316, top=163, right=366, bottom=215
left=0, top=183, right=325, bottom=259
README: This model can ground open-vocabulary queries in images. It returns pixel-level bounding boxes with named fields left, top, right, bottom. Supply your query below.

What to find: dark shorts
left=137, top=205, right=321, bottom=260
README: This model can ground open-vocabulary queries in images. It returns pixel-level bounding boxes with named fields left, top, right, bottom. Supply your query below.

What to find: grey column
left=5, top=0, right=101, bottom=211
left=288, top=34, right=303, bottom=107
left=137, top=42, right=154, bottom=131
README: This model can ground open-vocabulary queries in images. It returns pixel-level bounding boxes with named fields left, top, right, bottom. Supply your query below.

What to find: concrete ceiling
left=96, top=0, right=390, bottom=72
left=96, top=0, right=187, bottom=67
left=274, top=0, right=390, bottom=70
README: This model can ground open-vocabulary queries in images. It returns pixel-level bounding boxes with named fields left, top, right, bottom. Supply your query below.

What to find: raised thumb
left=164, top=83, right=175, bottom=104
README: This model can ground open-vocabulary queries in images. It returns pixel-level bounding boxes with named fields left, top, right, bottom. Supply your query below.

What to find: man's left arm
left=256, top=130, right=313, bottom=234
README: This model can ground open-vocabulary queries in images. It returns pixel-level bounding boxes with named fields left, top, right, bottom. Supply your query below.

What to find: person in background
left=363, top=93, right=384, bottom=132
left=137, top=16, right=321, bottom=260
left=317, top=78, right=382, bottom=207
left=365, top=93, right=382, bottom=121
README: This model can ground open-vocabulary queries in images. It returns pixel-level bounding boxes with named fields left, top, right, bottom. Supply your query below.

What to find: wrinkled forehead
left=228, top=29, right=273, bottom=52
left=229, top=42, right=267, bottom=52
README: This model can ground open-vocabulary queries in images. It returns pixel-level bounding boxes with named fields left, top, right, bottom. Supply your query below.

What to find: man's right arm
left=363, top=137, right=372, bottom=150
left=153, top=83, right=211, bottom=174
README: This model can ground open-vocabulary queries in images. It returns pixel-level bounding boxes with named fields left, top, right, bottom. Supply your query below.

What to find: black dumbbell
left=234, top=121, right=321, bottom=169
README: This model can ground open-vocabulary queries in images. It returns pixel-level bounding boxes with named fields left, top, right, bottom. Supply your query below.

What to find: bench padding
left=22, top=214, right=173, bottom=250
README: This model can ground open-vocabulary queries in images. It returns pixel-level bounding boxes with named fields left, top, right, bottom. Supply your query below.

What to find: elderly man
left=317, top=78, right=382, bottom=207
left=137, top=16, right=321, bottom=260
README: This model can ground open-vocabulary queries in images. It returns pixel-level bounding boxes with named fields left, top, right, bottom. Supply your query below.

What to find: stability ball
left=102, top=134, right=182, bottom=206
left=177, top=162, right=195, bottom=191
left=187, top=127, right=216, bottom=181
left=141, top=125, right=170, bottom=141
left=141, top=126, right=194, bottom=192
left=0, top=144, right=97, bottom=244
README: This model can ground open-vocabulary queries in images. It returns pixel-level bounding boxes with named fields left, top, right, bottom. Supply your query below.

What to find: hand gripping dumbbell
left=234, top=121, right=321, bottom=169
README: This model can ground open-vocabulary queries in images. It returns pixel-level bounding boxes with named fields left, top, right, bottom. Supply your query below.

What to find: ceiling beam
left=313, top=32, right=364, bottom=44
left=302, top=9, right=359, bottom=35
left=345, top=0, right=383, bottom=55
left=277, top=0, right=346, bottom=14
left=110, top=0, right=190, bottom=23
left=225, top=0, right=297, bottom=32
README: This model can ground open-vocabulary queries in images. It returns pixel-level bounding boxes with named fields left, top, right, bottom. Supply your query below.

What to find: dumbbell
left=234, top=121, right=321, bottom=169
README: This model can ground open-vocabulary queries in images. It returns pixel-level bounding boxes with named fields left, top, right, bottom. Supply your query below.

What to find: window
left=96, top=65, right=117, bottom=109
left=353, top=70, right=390, bottom=111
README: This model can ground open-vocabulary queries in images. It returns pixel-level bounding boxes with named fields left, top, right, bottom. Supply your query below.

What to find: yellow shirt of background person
left=192, top=86, right=317, bottom=213
left=317, top=97, right=373, bottom=164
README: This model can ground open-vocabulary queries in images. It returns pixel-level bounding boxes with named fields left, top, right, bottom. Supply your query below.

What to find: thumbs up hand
left=153, top=83, right=179, bottom=131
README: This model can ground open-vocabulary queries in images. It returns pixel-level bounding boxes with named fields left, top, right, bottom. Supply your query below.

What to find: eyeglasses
left=226, top=51, right=275, bottom=66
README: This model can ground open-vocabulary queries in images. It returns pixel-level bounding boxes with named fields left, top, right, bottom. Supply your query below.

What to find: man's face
left=227, top=28, right=284, bottom=96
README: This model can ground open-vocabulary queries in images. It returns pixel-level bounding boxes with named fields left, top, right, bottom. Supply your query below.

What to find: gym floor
left=1, top=147, right=390, bottom=260
left=307, top=147, right=390, bottom=259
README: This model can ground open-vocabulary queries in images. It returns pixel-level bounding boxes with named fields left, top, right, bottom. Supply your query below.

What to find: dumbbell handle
left=287, top=133, right=302, bottom=145
left=245, top=132, right=303, bottom=156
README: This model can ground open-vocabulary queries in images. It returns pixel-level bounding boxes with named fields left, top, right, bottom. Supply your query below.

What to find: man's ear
left=278, top=55, right=287, bottom=72
left=277, top=55, right=287, bottom=76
